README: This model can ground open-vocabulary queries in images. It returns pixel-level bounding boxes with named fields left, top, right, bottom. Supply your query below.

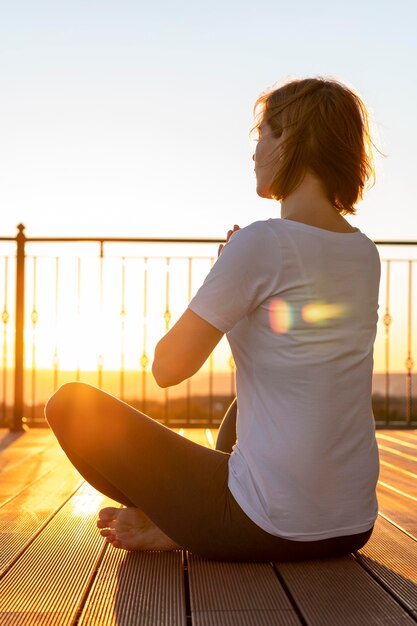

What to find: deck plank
left=374, top=432, right=417, bottom=535
left=356, top=516, right=417, bottom=618
left=377, top=484, right=417, bottom=537
left=2, top=428, right=417, bottom=625
left=378, top=431, right=417, bottom=444
left=188, top=555, right=301, bottom=626
left=0, top=429, right=55, bottom=471
left=377, top=444, right=417, bottom=470
left=0, top=483, right=114, bottom=626
left=78, top=549, right=187, bottom=626
left=0, top=446, right=68, bottom=506
left=379, top=457, right=417, bottom=488
left=376, top=432, right=417, bottom=452
left=0, top=456, right=83, bottom=576
left=277, top=551, right=415, bottom=625
left=378, top=460, right=417, bottom=503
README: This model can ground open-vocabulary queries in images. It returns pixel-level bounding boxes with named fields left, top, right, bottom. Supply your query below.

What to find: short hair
left=253, top=77, right=377, bottom=215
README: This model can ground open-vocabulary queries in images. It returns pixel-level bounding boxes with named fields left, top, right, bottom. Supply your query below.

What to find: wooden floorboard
left=380, top=430, right=417, bottom=444
left=277, top=551, right=416, bottom=626
left=0, top=446, right=69, bottom=506
left=2, top=427, right=417, bottom=625
left=376, top=431, right=417, bottom=536
left=379, top=460, right=417, bottom=493
left=376, top=486, right=417, bottom=537
left=377, top=443, right=417, bottom=469
left=188, top=556, right=301, bottom=626
left=0, top=457, right=83, bottom=575
left=0, top=428, right=54, bottom=471
left=357, top=516, right=417, bottom=619
left=377, top=432, right=417, bottom=450
left=78, top=550, right=187, bottom=626
left=0, top=483, right=116, bottom=626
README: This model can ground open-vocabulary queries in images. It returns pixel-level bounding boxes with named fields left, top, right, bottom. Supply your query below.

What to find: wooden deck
left=1, top=427, right=417, bottom=625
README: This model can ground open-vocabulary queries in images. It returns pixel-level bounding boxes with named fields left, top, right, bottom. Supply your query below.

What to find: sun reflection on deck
left=71, top=486, right=104, bottom=516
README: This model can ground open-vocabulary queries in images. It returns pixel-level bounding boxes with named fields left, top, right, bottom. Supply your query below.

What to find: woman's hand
left=218, top=224, right=240, bottom=257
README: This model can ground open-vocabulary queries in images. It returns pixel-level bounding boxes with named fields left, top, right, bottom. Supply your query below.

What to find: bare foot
left=96, top=506, right=181, bottom=551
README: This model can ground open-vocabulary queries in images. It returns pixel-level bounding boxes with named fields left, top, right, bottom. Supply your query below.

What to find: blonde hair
left=253, top=77, right=377, bottom=215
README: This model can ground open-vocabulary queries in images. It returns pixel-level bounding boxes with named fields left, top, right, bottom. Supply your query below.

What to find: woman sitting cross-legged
left=45, top=76, right=380, bottom=562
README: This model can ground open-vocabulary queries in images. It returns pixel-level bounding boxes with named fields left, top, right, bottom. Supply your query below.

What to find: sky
left=1, top=0, right=417, bottom=242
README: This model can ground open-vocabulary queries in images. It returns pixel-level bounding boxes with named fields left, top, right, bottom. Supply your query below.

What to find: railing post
left=12, top=224, right=26, bottom=431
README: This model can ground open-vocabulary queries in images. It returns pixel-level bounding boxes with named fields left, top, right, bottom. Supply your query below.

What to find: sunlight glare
left=269, top=299, right=349, bottom=335
left=269, top=299, right=293, bottom=334
left=301, top=302, right=348, bottom=325
left=71, top=488, right=104, bottom=516
left=205, top=428, right=215, bottom=447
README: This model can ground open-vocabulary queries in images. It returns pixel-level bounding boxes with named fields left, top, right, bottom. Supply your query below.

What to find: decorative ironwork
left=163, top=259, right=172, bottom=331
left=405, top=357, right=415, bottom=370
left=13, top=224, right=26, bottom=431
left=120, top=257, right=126, bottom=400
left=1, top=225, right=416, bottom=431
left=2, top=257, right=9, bottom=424
left=97, top=351, right=104, bottom=396
left=98, top=246, right=104, bottom=390
left=164, top=309, right=172, bottom=330
left=52, top=257, right=60, bottom=392
left=76, top=258, right=81, bottom=383
left=140, top=351, right=149, bottom=370
left=186, top=257, right=193, bottom=422
left=405, top=261, right=414, bottom=424
left=228, top=354, right=236, bottom=399
left=30, top=258, right=38, bottom=421
left=141, top=257, right=149, bottom=413
left=383, top=260, right=392, bottom=422
left=382, top=313, right=392, bottom=327
left=164, top=258, right=171, bottom=423
left=208, top=352, right=214, bottom=425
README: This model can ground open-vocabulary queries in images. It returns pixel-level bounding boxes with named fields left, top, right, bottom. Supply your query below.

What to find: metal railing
left=1, top=225, right=236, bottom=431
left=1, top=225, right=416, bottom=430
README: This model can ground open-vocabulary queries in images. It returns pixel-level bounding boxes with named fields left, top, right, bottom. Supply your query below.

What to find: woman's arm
left=152, top=308, right=224, bottom=388
left=153, top=225, right=239, bottom=388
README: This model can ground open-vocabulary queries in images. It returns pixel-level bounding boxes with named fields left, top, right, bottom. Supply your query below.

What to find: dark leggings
left=45, top=382, right=373, bottom=561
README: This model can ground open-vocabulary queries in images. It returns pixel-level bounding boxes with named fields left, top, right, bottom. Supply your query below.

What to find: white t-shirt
left=189, top=218, right=380, bottom=541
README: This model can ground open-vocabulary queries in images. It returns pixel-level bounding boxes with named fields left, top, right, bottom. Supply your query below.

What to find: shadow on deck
left=1, top=427, right=417, bottom=625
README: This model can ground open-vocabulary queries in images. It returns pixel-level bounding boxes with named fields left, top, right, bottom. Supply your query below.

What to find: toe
left=98, top=506, right=119, bottom=521
left=97, top=518, right=117, bottom=529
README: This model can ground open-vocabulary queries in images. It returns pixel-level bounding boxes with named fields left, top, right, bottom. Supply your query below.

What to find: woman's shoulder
left=219, top=220, right=282, bottom=268
left=227, top=220, right=283, bottom=254
left=240, top=218, right=304, bottom=247
left=238, top=218, right=282, bottom=240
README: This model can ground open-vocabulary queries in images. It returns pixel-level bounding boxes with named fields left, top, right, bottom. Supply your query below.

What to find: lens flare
left=302, top=302, right=348, bottom=324
left=269, top=299, right=293, bottom=334
left=269, top=299, right=348, bottom=334
left=71, top=485, right=104, bottom=516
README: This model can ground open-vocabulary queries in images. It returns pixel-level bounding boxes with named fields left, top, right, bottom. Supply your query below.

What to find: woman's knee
left=45, top=382, right=92, bottom=426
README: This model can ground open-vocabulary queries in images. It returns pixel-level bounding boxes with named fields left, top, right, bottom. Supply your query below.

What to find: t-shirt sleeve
left=188, top=221, right=281, bottom=332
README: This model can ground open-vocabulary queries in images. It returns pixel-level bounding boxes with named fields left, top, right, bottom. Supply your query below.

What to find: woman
left=46, top=76, right=380, bottom=561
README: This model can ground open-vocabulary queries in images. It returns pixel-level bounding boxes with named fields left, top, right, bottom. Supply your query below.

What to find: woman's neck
left=280, top=172, right=357, bottom=233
